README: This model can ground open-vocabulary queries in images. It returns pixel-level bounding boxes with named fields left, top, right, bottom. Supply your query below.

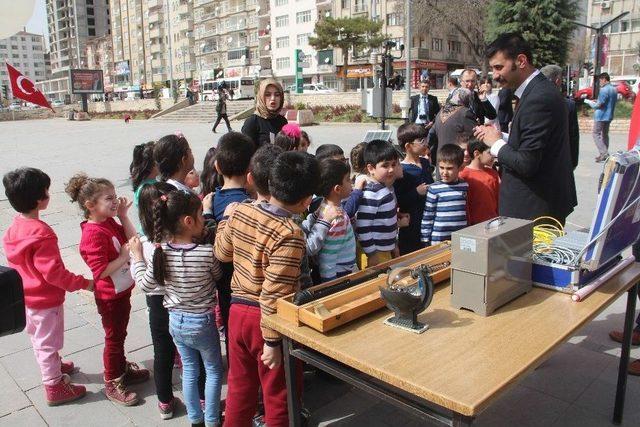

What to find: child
left=153, top=133, right=195, bottom=193
left=185, top=168, right=201, bottom=192
left=2, top=168, right=93, bottom=406
left=303, top=159, right=356, bottom=282
left=421, top=144, right=469, bottom=246
left=247, top=144, right=285, bottom=203
left=129, top=141, right=157, bottom=207
left=355, top=140, right=400, bottom=267
left=212, top=131, right=255, bottom=222
left=394, top=123, right=434, bottom=255
left=214, top=151, right=319, bottom=427
left=131, top=190, right=223, bottom=427
left=350, top=141, right=367, bottom=186
left=200, top=147, right=221, bottom=197
left=460, top=140, right=500, bottom=225
left=299, top=130, right=311, bottom=152
left=65, top=173, right=149, bottom=406
left=134, top=181, right=181, bottom=419
left=273, top=123, right=303, bottom=152
left=315, top=144, right=345, bottom=162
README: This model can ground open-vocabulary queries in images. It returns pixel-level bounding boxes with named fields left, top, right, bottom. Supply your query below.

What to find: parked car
left=286, top=83, right=336, bottom=94
left=51, top=100, right=65, bottom=107
left=574, top=80, right=635, bottom=102
left=8, top=102, right=22, bottom=111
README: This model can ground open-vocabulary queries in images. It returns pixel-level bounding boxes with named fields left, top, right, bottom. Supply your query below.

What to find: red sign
left=393, top=60, right=448, bottom=71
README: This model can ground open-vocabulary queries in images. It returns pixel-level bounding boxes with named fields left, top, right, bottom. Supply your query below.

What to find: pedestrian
left=409, top=79, right=440, bottom=130
left=212, top=83, right=232, bottom=133
left=460, top=68, right=497, bottom=124
left=241, top=78, right=288, bottom=147
left=588, top=72, right=617, bottom=163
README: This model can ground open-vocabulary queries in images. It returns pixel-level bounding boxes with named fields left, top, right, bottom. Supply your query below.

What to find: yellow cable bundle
left=533, top=216, right=565, bottom=251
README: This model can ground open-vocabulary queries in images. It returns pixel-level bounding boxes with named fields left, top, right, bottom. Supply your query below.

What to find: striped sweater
left=421, top=180, right=468, bottom=245
left=214, top=202, right=305, bottom=343
left=302, top=209, right=356, bottom=282
left=355, top=181, right=398, bottom=255
left=133, top=243, right=222, bottom=314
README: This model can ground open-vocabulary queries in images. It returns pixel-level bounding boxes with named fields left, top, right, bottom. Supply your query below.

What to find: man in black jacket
left=461, top=68, right=497, bottom=124
left=474, top=33, right=577, bottom=224
left=409, top=79, right=440, bottom=129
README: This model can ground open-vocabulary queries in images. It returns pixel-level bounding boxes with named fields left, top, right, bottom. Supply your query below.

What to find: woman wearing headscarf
left=429, top=87, right=477, bottom=165
left=241, top=78, right=288, bottom=148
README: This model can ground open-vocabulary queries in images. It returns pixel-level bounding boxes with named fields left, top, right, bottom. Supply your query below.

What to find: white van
left=202, top=77, right=255, bottom=101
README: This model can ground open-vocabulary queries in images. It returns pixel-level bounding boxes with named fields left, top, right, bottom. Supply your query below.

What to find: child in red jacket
left=65, top=172, right=149, bottom=406
left=2, top=168, right=93, bottom=406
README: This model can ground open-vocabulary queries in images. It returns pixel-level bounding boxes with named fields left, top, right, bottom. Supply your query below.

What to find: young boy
left=247, top=144, right=284, bottom=202
left=394, top=123, right=434, bottom=255
left=212, top=131, right=256, bottom=221
left=355, top=139, right=400, bottom=267
left=460, top=139, right=500, bottom=225
left=421, top=144, right=469, bottom=246
left=214, top=151, right=319, bottom=427
left=303, top=159, right=357, bottom=282
left=2, top=168, right=93, bottom=406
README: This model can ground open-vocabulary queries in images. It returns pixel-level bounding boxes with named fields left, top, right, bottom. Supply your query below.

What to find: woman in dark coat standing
left=429, top=87, right=477, bottom=165
left=212, top=83, right=232, bottom=133
left=241, top=78, right=287, bottom=148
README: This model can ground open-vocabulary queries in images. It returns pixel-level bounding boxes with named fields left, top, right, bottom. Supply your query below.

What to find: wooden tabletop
left=264, top=263, right=640, bottom=417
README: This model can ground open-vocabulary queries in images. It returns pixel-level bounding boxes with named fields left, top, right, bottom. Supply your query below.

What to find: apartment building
left=194, top=0, right=260, bottom=83
left=85, top=35, right=115, bottom=92
left=0, top=31, right=48, bottom=101
left=587, top=0, right=640, bottom=76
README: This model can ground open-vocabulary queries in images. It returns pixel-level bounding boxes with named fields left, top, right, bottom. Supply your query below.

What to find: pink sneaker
left=158, top=397, right=178, bottom=420
left=60, top=360, right=75, bottom=375
left=45, top=374, right=86, bottom=406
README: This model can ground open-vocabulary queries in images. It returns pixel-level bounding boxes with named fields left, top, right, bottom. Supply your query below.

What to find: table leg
left=452, top=412, right=474, bottom=426
left=613, top=283, right=638, bottom=425
left=283, top=337, right=301, bottom=427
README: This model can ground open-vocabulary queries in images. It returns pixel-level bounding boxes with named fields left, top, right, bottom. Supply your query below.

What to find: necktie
left=422, top=96, right=429, bottom=122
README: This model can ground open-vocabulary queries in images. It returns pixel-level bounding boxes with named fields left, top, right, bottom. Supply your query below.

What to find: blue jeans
left=169, top=311, right=222, bottom=425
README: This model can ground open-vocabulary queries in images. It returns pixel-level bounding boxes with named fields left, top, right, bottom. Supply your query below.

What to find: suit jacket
left=566, top=97, right=579, bottom=170
left=497, top=87, right=514, bottom=133
left=469, top=91, right=497, bottom=124
left=497, top=73, right=577, bottom=222
left=409, top=94, right=440, bottom=124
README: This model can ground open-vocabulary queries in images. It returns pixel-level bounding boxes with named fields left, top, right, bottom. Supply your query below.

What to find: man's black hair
left=397, top=123, right=429, bottom=149
left=269, top=151, right=320, bottom=205
left=467, top=139, right=489, bottom=158
left=485, top=32, right=534, bottom=65
left=250, top=144, right=284, bottom=196
left=216, top=131, right=256, bottom=177
left=318, top=159, right=351, bottom=197
left=3, top=167, right=51, bottom=213
left=315, top=144, right=344, bottom=161
left=599, top=72, right=611, bottom=82
left=437, top=144, right=464, bottom=167
left=363, top=139, right=399, bottom=167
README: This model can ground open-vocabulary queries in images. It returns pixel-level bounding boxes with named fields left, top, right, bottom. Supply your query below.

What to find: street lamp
left=380, top=40, right=404, bottom=130
left=574, top=11, right=629, bottom=98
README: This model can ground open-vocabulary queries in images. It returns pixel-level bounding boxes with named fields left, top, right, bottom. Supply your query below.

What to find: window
left=432, top=38, right=442, bottom=51
left=89, top=28, right=96, bottom=36
left=621, top=20, right=629, bottom=32
left=275, top=0, right=287, bottom=6
left=296, top=10, right=312, bottom=24
left=88, top=17, right=95, bottom=26
left=276, top=36, right=289, bottom=48
left=354, top=0, right=366, bottom=12
left=0, top=44, right=6, bottom=49
left=341, top=0, right=349, bottom=8
left=447, top=40, right=461, bottom=53
left=275, top=15, right=289, bottom=27
left=31, top=36, right=39, bottom=43
left=12, top=53, right=19, bottom=58
left=276, top=57, right=290, bottom=69
left=87, top=7, right=94, bottom=15
left=11, top=45, right=18, bottom=49
left=386, top=13, right=403, bottom=26
left=297, top=33, right=311, bottom=46
left=21, top=37, right=26, bottom=42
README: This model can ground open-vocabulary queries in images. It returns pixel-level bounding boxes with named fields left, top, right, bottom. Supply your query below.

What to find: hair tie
left=174, top=131, right=184, bottom=138
left=154, top=243, right=161, bottom=248
left=160, top=195, right=168, bottom=202
left=281, top=123, right=302, bottom=139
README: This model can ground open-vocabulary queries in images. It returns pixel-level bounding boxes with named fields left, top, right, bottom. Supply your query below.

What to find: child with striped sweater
left=303, top=159, right=357, bottom=282
left=421, top=144, right=469, bottom=246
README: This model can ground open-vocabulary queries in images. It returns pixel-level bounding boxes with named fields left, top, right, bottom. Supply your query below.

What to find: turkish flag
left=5, top=62, right=53, bottom=111
left=628, top=93, right=640, bottom=150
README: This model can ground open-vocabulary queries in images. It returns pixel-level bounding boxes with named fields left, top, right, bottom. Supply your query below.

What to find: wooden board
left=276, top=243, right=451, bottom=332
left=265, top=262, right=640, bottom=417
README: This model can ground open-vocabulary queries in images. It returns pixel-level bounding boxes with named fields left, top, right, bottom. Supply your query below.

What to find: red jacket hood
left=3, top=216, right=56, bottom=263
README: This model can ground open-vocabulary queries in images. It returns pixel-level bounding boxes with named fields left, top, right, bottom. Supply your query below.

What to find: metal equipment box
left=451, top=217, right=534, bottom=316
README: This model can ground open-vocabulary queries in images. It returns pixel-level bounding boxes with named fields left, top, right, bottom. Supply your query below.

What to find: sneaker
left=609, top=329, right=640, bottom=346
left=252, top=415, right=266, bottom=427
left=174, top=352, right=183, bottom=369
left=45, top=374, right=87, bottom=406
left=60, top=360, right=76, bottom=375
left=123, top=361, right=150, bottom=385
left=158, top=397, right=177, bottom=420
left=105, top=374, right=139, bottom=406
left=218, top=326, right=226, bottom=342
left=630, top=359, right=640, bottom=376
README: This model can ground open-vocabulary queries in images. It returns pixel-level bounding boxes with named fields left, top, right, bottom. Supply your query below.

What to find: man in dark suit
left=497, top=87, right=514, bottom=133
left=461, top=69, right=497, bottom=124
left=540, top=64, right=580, bottom=170
left=474, top=33, right=577, bottom=224
left=409, top=79, right=440, bottom=129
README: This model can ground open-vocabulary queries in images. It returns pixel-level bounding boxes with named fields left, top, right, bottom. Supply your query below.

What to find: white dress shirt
left=490, top=69, right=541, bottom=157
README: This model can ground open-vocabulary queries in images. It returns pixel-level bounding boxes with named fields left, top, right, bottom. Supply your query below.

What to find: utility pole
left=574, top=11, right=628, bottom=98
left=380, top=41, right=404, bottom=130
left=165, top=0, right=175, bottom=98
left=404, top=0, right=411, bottom=112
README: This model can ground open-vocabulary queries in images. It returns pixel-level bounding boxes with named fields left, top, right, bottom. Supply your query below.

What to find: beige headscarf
left=255, top=78, right=284, bottom=119
left=439, top=87, right=473, bottom=123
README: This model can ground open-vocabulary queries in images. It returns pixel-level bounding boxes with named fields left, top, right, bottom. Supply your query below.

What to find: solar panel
left=363, top=130, right=392, bottom=143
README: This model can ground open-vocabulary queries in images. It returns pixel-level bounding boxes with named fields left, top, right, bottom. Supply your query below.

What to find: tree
left=486, top=0, right=578, bottom=67
left=395, top=0, right=492, bottom=72
left=309, top=17, right=385, bottom=92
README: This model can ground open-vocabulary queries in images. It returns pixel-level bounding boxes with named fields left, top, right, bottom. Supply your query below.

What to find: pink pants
left=25, top=305, right=65, bottom=386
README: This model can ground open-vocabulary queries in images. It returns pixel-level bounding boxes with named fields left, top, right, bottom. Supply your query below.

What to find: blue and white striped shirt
left=421, top=180, right=468, bottom=245
left=355, top=181, right=398, bottom=255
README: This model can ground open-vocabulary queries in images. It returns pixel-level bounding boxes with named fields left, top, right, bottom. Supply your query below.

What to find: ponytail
left=152, top=198, right=167, bottom=286
left=130, top=141, right=156, bottom=190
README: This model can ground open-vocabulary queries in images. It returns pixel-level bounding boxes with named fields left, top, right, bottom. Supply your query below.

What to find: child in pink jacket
left=2, top=168, right=93, bottom=406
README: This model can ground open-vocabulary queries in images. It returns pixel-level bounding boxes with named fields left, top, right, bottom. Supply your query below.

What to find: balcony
left=150, top=43, right=163, bottom=54
left=227, top=57, right=248, bottom=66
left=178, top=2, right=190, bottom=14
left=151, top=57, right=166, bottom=68
left=197, top=27, right=219, bottom=39
left=258, top=29, right=270, bottom=38
left=149, top=27, right=163, bottom=39
left=194, top=0, right=214, bottom=6
left=177, top=19, right=194, bottom=32
left=198, top=11, right=218, bottom=22
left=148, top=11, right=163, bottom=24
left=259, top=68, right=273, bottom=77
left=147, top=0, right=163, bottom=8
left=316, top=0, right=331, bottom=8
left=352, top=5, right=368, bottom=15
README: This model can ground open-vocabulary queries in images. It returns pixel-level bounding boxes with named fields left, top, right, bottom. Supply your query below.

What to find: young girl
left=200, top=147, right=221, bottom=198
left=299, top=130, right=311, bottom=152
left=273, top=123, right=302, bottom=152
left=65, top=173, right=149, bottom=406
left=153, top=133, right=195, bottom=193
left=135, top=182, right=180, bottom=419
left=129, top=141, right=157, bottom=207
left=130, top=190, right=223, bottom=427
